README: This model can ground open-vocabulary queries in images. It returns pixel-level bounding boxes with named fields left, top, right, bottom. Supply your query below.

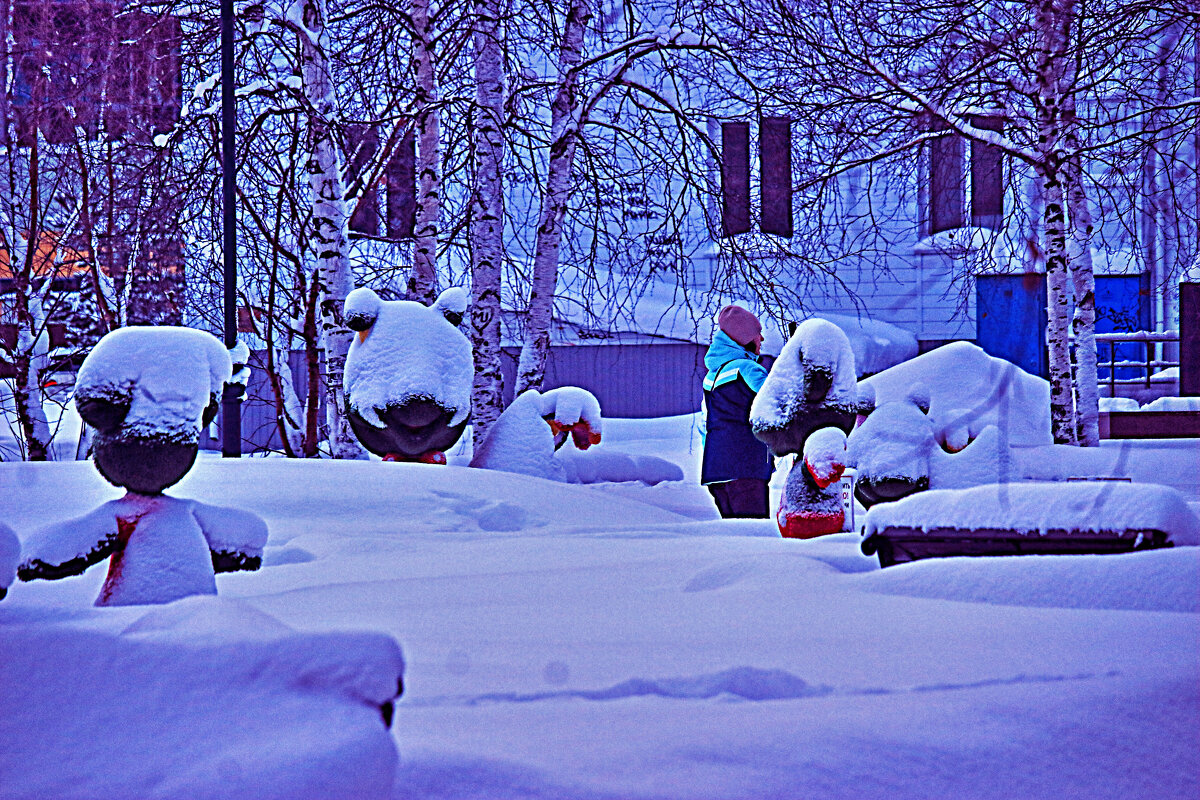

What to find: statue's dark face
left=77, top=395, right=218, bottom=495
left=347, top=395, right=467, bottom=460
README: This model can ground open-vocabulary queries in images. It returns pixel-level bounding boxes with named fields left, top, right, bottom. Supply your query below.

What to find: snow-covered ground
left=1, top=416, right=1198, bottom=799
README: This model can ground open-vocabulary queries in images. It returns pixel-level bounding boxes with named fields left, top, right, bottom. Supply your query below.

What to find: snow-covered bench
left=860, top=482, right=1199, bottom=568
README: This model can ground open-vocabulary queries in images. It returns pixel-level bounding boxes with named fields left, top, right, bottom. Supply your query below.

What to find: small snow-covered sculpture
left=750, top=319, right=871, bottom=538
left=470, top=387, right=602, bottom=481
left=777, top=427, right=848, bottom=539
left=0, top=522, right=19, bottom=601
left=846, top=393, right=1001, bottom=509
left=17, top=327, right=268, bottom=607
left=343, top=286, right=473, bottom=463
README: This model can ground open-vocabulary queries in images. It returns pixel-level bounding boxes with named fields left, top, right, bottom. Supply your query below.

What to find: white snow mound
left=0, top=522, right=18, bottom=594
left=862, top=342, right=1051, bottom=447
left=0, top=596, right=404, bottom=800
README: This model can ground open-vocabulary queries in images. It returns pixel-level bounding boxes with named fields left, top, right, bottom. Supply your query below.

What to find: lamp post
left=220, top=0, right=242, bottom=457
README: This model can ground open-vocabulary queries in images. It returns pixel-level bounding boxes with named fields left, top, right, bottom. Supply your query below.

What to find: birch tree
left=512, top=2, right=727, bottom=395
left=468, top=0, right=507, bottom=440
left=408, top=0, right=441, bottom=304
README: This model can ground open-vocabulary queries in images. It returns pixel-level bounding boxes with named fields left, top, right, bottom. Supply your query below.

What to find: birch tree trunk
left=468, top=0, right=507, bottom=441
left=515, top=0, right=593, bottom=396
left=1062, top=36, right=1099, bottom=447
left=2, top=140, right=54, bottom=461
left=295, top=0, right=362, bottom=458
left=1064, top=152, right=1099, bottom=446
left=1035, top=0, right=1078, bottom=444
left=407, top=0, right=441, bottom=305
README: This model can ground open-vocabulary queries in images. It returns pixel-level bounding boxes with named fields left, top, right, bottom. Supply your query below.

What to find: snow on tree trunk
left=515, top=0, right=593, bottom=396
left=407, top=0, right=441, bottom=305
left=468, top=0, right=507, bottom=441
left=10, top=296, right=54, bottom=462
left=1035, top=0, right=1078, bottom=445
left=294, top=0, right=362, bottom=459
left=269, top=345, right=307, bottom=457
left=1, top=144, right=54, bottom=461
left=1063, top=106, right=1099, bottom=446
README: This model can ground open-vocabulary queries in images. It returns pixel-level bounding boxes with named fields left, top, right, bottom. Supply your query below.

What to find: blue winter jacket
left=701, top=332, right=773, bottom=484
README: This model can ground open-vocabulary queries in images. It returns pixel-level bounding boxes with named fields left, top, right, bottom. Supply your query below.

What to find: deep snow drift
left=2, top=415, right=1197, bottom=799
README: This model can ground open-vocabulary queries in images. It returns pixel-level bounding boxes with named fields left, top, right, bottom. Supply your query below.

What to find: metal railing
left=1092, top=331, right=1179, bottom=394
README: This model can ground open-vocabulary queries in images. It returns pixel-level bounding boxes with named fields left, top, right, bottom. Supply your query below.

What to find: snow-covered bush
left=0, top=523, right=18, bottom=601
left=0, top=596, right=405, bottom=799
left=15, top=326, right=268, bottom=607
left=343, top=287, right=474, bottom=461
left=471, top=387, right=602, bottom=482
left=846, top=395, right=1002, bottom=508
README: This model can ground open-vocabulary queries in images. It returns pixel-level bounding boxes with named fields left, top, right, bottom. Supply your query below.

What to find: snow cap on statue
left=718, top=305, right=762, bottom=348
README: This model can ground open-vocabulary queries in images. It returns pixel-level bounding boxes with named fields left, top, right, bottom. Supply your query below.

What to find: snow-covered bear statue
left=470, top=387, right=602, bottom=482
left=750, top=318, right=872, bottom=538
left=343, top=286, right=473, bottom=463
left=1, top=522, right=18, bottom=601
left=846, top=391, right=1002, bottom=509
left=17, top=327, right=268, bottom=607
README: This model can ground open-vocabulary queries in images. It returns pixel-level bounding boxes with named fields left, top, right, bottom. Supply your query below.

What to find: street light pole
left=220, top=0, right=242, bottom=457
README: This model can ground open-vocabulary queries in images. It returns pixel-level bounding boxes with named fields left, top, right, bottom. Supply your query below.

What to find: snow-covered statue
left=471, top=387, right=602, bottom=482
left=750, top=319, right=872, bottom=538
left=343, top=286, right=473, bottom=463
left=0, top=522, right=18, bottom=601
left=846, top=391, right=1001, bottom=508
left=17, top=327, right=268, bottom=607
left=775, top=427, right=850, bottom=537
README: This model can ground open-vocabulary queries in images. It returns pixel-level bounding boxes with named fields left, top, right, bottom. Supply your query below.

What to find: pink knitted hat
left=717, top=305, right=763, bottom=348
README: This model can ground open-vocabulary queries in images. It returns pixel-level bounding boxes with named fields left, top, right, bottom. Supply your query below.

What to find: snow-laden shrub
left=846, top=396, right=1002, bottom=508
left=861, top=341, right=1051, bottom=448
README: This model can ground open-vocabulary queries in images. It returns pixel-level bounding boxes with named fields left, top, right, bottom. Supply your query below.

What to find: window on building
left=385, top=128, right=416, bottom=240
left=926, top=116, right=1005, bottom=235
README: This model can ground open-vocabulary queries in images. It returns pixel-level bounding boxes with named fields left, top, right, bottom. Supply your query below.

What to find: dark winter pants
left=707, top=478, right=770, bottom=519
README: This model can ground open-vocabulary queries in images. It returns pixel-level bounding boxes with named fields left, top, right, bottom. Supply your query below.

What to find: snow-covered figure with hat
left=16, top=327, right=268, bottom=607
left=701, top=305, right=774, bottom=518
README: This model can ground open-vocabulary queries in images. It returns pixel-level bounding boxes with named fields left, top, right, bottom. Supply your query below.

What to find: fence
left=203, top=342, right=710, bottom=453
left=1093, top=331, right=1179, bottom=394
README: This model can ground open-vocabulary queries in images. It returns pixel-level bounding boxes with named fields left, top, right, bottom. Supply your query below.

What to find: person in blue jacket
left=701, top=305, right=774, bottom=518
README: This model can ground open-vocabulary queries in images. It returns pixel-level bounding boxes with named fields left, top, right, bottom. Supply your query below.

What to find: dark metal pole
left=220, top=0, right=242, bottom=457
